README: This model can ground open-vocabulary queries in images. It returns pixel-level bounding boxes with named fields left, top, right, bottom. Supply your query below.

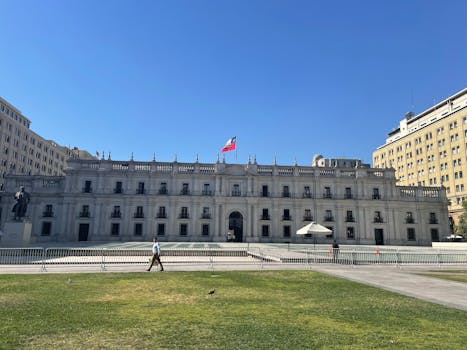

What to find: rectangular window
left=111, top=206, right=121, bottom=218
left=372, top=188, right=380, bottom=199
left=374, top=211, right=383, bottom=223
left=262, top=185, right=269, bottom=197
left=346, top=210, right=354, bottom=222
left=282, top=209, right=291, bottom=220
left=181, top=183, right=189, bottom=195
left=429, top=212, right=438, bottom=224
left=111, top=223, right=120, bottom=236
left=406, top=212, right=414, bottom=223
left=157, top=206, right=166, bottom=218
left=80, top=205, right=90, bottom=217
left=157, top=223, right=165, bottom=236
left=41, top=222, right=52, bottom=236
left=261, top=225, right=269, bottom=237
left=407, top=228, right=416, bottom=241
left=303, top=186, right=311, bottom=198
left=304, top=209, right=312, bottom=221
left=232, top=184, right=241, bottom=196
left=134, top=223, right=143, bottom=236
left=324, top=187, right=332, bottom=198
left=203, top=183, right=211, bottom=195
left=83, top=180, right=92, bottom=193
left=324, top=210, right=333, bottom=221
left=202, top=224, right=209, bottom=236
left=136, top=206, right=144, bottom=218
left=180, top=223, right=188, bottom=236
left=137, top=182, right=145, bottom=194
left=202, top=207, right=210, bottom=219
left=282, top=185, right=290, bottom=197
left=180, top=207, right=189, bottom=219
left=283, top=225, right=291, bottom=238
left=345, top=187, right=352, bottom=199
left=159, top=182, right=167, bottom=194
left=346, top=227, right=355, bottom=239
left=114, top=181, right=123, bottom=194
left=43, top=204, right=53, bottom=217
left=261, top=209, right=270, bottom=220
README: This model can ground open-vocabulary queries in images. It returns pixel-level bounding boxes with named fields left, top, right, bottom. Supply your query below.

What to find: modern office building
left=373, top=88, right=467, bottom=225
left=0, top=96, right=94, bottom=190
left=0, top=156, right=449, bottom=245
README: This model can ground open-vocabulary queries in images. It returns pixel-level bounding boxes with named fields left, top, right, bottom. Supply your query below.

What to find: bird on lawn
left=67, top=278, right=73, bottom=285
left=208, top=289, right=215, bottom=295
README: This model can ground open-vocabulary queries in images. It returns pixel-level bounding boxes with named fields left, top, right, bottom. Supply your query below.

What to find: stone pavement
left=1, top=263, right=466, bottom=312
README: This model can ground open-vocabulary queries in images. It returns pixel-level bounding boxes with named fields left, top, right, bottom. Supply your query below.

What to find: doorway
left=374, top=228, right=384, bottom=245
left=78, top=223, right=90, bottom=241
left=228, top=211, right=243, bottom=242
left=431, top=228, right=439, bottom=242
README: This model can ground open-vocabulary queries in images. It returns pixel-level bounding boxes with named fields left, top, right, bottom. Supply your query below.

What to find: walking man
left=147, top=237, right=164, bottom=272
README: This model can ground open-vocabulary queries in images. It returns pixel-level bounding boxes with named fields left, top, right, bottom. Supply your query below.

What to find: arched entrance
left=228, top=211, right=243, bottom=242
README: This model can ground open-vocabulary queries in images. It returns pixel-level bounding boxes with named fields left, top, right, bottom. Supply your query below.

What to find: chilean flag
left=221, top=136, right=237, bottom=152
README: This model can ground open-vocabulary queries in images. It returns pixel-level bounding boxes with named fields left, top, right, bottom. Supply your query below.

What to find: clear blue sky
left=1, top=0, right=466, bottom=166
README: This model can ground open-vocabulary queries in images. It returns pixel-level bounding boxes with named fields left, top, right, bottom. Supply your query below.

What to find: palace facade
left=0, top=156, right=449, bottom=245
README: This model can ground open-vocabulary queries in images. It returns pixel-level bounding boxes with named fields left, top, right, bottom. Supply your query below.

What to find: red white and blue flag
left=221, top=136, right=237, bottom=152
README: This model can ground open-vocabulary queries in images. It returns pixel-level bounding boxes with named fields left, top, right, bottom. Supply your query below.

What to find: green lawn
left=1, top=270, right=466, bottom=349
left=423, top=270, right=467, bottom=284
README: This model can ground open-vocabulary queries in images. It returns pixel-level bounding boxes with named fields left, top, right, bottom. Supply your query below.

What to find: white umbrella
left=296, top=222, right=332, bottom=248
left=296, top=222, right=332, bottom=235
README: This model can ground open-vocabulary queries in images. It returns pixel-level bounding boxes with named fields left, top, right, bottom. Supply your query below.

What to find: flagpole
left=235, top=137, right=238, bottom=162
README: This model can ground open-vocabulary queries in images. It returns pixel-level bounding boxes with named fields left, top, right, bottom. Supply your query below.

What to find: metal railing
left=1, top=246, right=467, bottom=272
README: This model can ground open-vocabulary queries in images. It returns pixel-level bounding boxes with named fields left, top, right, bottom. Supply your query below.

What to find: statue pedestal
left=1, top=221, right=32, bottom=247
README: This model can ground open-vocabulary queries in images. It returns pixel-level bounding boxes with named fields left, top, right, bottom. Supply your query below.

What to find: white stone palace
left=0, top=155, right=450, bottom=246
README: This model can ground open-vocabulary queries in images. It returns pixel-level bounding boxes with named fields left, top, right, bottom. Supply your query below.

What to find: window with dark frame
left=157, top=206, right=166, bottom=218
left=261, top=225, right=269, bottom=237
left=157, top=223, right=165, bottom=236
left=114, top=181, right=123, bottom=194
left=134, top=223, right=143, bottom=236
left=407, top=228, right=416, bottom=241
left=111, top=223, right=120, bottom=236
left=180, top=223, right=188, bottom=236
left=41, top=222, right=52, bottom=236
left=283, top=225, right=291, bottom=238
left=346, top=227, right=355, bottom=239
left=202, top=224, right=209, bottom=236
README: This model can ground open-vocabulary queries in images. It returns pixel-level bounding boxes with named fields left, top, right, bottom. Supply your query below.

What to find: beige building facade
left=0, top=96, right=94, bottom=190
left=373, top=88, right=467, bottom=226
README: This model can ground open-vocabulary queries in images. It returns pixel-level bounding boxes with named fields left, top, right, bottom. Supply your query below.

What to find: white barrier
left=1, top=247, right=467, bottom=272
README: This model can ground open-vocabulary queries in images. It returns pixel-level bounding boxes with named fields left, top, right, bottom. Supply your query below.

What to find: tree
left=455, top=200, right=467, bottom=237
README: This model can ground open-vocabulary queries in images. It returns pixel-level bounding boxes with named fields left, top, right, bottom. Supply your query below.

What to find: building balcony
left=231, top=190, right=241, bottom=197
left=180, top=189, right=190, bottom=195
left=373, top=217, right=384, bottom=223
left=303, top=216, right=313, bottom=221
left=158, top=188, right=168, bottom=195
left=323, top=193, right=332, bottom=199
left=179, top=214, right=189, bottom=219
left=201, top=214, right=211, bottom=219
left=133, top=213, right=144, bottom=218
left=111, top=212, right=121, bottom=218
left=260, top=215, right=270, bottom=220
left=202, top=190, right=212, bottom=196
left=42, top=211, right=54, bottom=217
left=136, top=189, right=145, bottom=195
left=261, top=192, right=270, bottom=197
left=303, top=193, right=312, bottom=198
left=113, top=188, right=123, bottom=194
left=345, top=217, right=355, bottom=222
left=372, top=194, right=381, bottom=200
left=405, top=218, right=415, bottom=224
left=79, top=212, right=90, bottom=218
left=429, top=219, right=438, bottom=224
left=282, top=192, right=290, bottom=198
left=282, top=216, right=292, bottom=221
left=344, top=194, right=353, bottom=199
left=82, top=187, right=92, bottom=193
left=157, top=213, right=167, bottom=218
left=323, top=216, right=334, bottom=222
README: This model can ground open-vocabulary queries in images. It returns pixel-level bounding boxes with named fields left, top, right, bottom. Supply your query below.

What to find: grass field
left=1, top=270, right=466, bottom=350
left=423, top=270, right=467, bottom=284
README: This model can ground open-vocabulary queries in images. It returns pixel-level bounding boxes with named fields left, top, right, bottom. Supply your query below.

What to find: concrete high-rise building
left=0, top=96, right=94, bottom=189
left=373, top=88, right=467, bottom=226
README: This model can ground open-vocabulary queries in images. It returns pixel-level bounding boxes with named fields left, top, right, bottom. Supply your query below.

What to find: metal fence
left=1, top=247, right=467, bottom=272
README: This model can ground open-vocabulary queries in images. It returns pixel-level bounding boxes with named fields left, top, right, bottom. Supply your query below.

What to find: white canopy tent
left=296, top=222, right=332, bottom=248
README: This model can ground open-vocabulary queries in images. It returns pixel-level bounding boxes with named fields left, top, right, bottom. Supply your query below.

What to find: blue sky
left=1, top=0, right=466, bottom=166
